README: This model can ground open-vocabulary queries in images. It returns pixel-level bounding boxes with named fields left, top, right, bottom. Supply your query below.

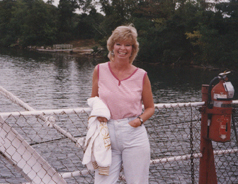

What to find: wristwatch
left=137, top=116, right=144, bottom=126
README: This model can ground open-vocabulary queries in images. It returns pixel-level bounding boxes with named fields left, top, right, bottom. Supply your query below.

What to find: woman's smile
left=118, top=51, right=126, bottom=55
left=114, top=41, right=132, bottom=59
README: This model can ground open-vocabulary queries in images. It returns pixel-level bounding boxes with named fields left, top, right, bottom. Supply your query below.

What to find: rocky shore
left=27, top=39, right=104, bottom=56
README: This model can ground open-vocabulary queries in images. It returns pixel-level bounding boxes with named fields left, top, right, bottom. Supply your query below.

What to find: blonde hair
left=107, top=24, right=139, bottom=64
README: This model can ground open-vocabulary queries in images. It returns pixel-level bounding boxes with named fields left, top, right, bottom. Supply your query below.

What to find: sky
left=52, top=0, right=59, bottom=6
left=44, top=0, right=59, bottom=7
left=45, top=0, right=230, bottom=6
left=43, top=0, right=83, bottom=13
left=43, top=0, right=103, bottom=13
left=43, top=0, right=229, bottom=15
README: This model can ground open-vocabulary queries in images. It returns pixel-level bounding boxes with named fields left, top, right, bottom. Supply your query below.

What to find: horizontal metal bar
left=2, top=100, right=238, bottom=118
left=60, top=169, right=91, bottom=178
left=213, top=148, right=238, bottom=155
left=0, top=102, right=206, bottom=118
left=150, top=153, right=202, bottom=165
left=155, top=101, right=205, bottom=109
left=0, top=107, right=91, bottom=119
left=21, top=147, right=238, bottom=180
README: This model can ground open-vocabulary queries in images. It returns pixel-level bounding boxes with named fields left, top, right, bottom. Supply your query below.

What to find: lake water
left=0, top=48, right=237, bottom=183
left=1, top=47, right=237, bottom=113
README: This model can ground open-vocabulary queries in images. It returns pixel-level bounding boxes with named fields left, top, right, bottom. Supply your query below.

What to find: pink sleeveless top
left=98, top=62, right=147, bottom=120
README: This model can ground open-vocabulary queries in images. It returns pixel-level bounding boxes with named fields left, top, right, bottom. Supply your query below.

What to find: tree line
left=0, top=0, right=238, bottom=67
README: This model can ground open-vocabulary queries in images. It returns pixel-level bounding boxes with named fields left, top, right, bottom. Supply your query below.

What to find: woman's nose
left=121, top=44, right=125, bottom=49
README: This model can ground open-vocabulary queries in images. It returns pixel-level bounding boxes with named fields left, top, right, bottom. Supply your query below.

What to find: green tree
left=1, top=0, right=58, bottom=47
left=46, top=0, right=54, bottom=4
left=57, top=0, right=79, bottom=41
left=132, top=0, right=189, bottom=63
left=73, top=8, right=105, bottom=40
left=97, top=0, right=141, bottom=34
left=57, top=0, right=86, bottom=42
left=1, top=0, right=238, bottom=68
left=0, top=0, right=16, bottom=46
left=185, top=0, right=238, bottom=67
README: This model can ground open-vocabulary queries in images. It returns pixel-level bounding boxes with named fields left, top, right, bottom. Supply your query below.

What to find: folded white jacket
left=82, top=97, right=111, bottom=175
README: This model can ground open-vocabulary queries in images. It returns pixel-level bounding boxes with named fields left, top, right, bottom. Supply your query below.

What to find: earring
left=111, top=50, right=114, bottom=56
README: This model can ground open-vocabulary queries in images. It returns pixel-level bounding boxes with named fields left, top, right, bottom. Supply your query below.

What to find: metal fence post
left=199, top=84, right=217, bottom=184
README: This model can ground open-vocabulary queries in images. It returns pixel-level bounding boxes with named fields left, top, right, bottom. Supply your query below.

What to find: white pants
left=95, top=117, right=150, bottom=184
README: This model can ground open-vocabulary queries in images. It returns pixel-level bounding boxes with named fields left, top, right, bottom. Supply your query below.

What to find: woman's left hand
left=97, top=117, right=108, bottom=123
left=128, top=118, right=141, bottom=128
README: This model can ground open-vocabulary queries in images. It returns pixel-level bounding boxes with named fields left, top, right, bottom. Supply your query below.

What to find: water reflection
left=0, top=49, right=238, bottom=183
left=0, top=50, right=103, bottom=112
left=137, top=62, right=238, bottom=103
left=0, top=48, right=237, bottom=113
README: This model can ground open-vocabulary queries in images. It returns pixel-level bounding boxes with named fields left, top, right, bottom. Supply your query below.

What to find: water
left=1, top=48, right=237, bottom=113
left=0, top=48, right=238, bottom=183
left=0, top=48, right=98, bottom=112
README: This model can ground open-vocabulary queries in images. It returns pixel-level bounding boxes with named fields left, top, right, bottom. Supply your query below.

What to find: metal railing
left=0, top=87, right=237, bottom=184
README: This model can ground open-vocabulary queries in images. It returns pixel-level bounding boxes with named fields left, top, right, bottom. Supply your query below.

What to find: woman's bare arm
left=129, top=74, right=155, bottom=127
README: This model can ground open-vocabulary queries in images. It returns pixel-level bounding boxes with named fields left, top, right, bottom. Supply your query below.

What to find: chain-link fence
left=0, top=89, right=238, bottom=183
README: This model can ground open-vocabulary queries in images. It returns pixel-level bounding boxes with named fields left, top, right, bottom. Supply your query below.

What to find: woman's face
left=113, top=40, right=132, bottom=61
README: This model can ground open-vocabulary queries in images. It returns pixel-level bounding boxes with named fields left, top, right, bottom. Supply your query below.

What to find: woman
left=91, top=24, right=155, bottom=184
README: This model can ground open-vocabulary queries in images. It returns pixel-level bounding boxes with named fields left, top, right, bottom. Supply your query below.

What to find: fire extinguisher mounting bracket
left=223, top=81, right=235, bottom=99
left=206, top=108, right=233, bottom=115
left=219, top=71, right=231, bottom=77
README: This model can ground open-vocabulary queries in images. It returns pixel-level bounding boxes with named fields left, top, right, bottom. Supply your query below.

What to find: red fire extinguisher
left=207, top=71, right=235, bottom=142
